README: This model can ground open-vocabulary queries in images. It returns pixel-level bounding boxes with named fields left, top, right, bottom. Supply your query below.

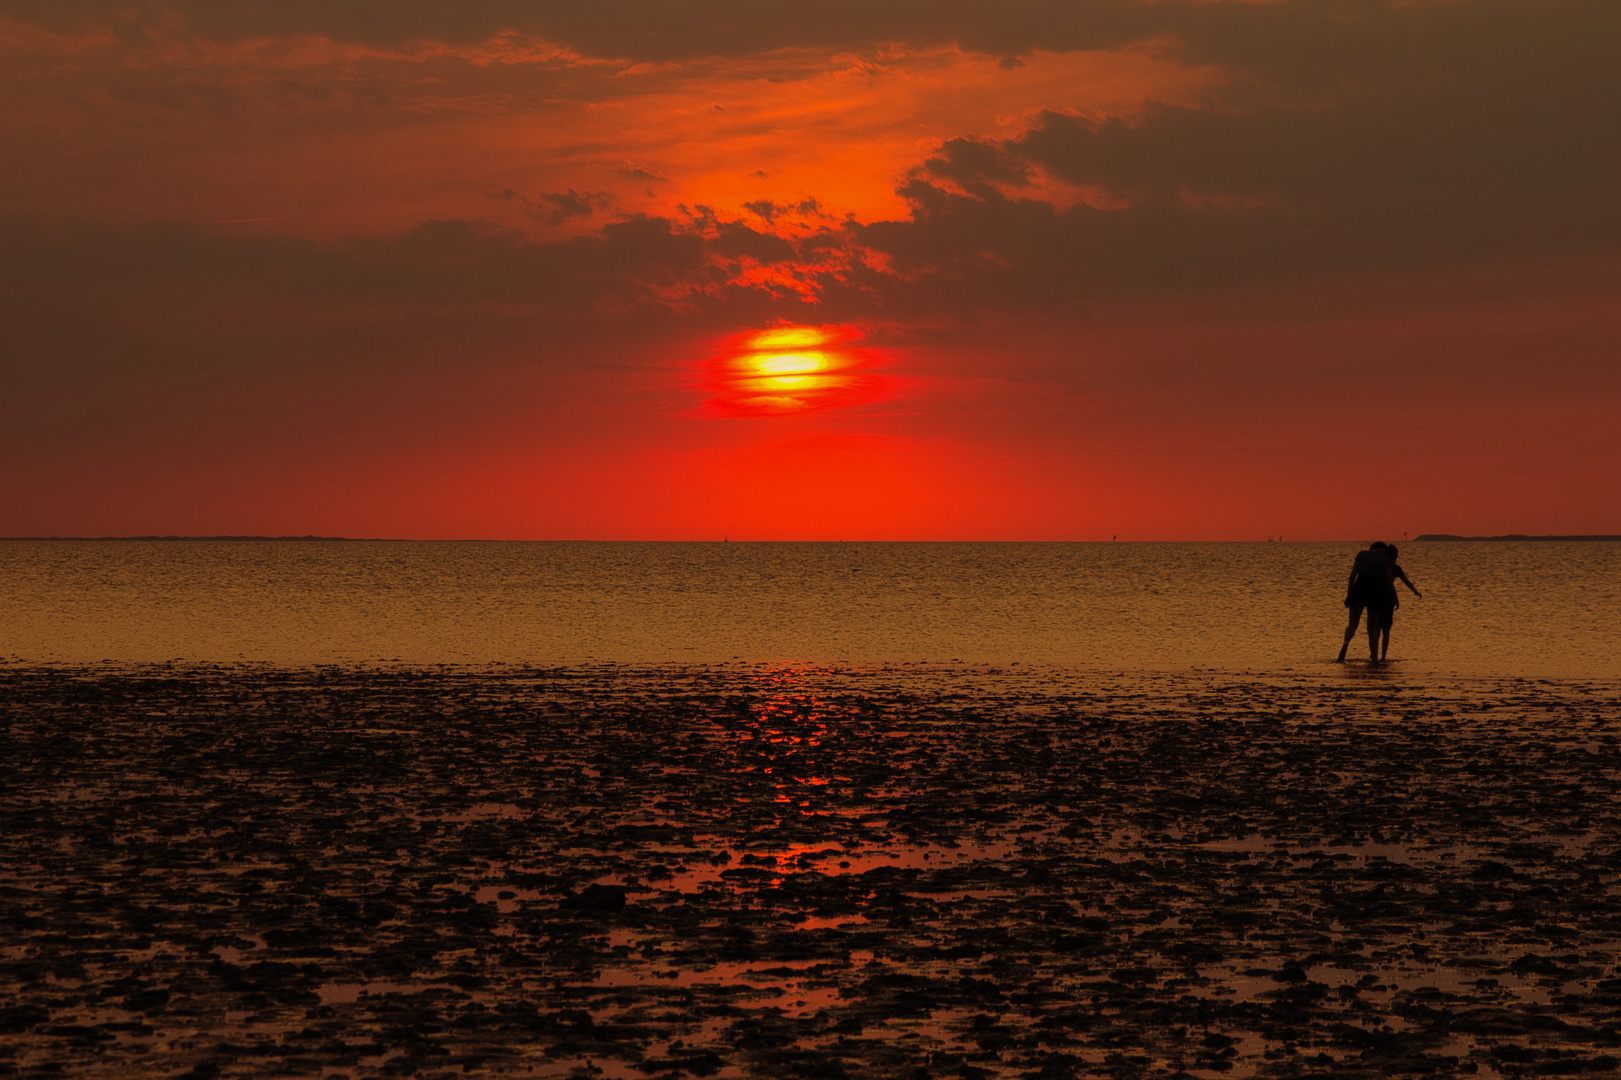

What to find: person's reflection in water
left=1337, top=542, right=1392, bottom=663
left=1374, top=544, right=1422, bottom=661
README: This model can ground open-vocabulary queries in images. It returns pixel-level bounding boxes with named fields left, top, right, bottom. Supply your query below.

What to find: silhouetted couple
left=1337, top=541, right=1421, bottom=663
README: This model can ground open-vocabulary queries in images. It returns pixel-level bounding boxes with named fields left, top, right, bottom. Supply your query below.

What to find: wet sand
left=4, top=662, right=1621, bottom=1078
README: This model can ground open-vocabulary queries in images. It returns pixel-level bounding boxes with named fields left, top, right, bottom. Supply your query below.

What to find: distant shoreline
left=0, top=535, right=365, bottom=542
left=1415, top=534, right=1621, bottom=542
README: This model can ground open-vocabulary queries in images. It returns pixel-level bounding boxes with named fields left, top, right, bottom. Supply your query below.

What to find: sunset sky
left=3, top=0, right=1617, bottom=539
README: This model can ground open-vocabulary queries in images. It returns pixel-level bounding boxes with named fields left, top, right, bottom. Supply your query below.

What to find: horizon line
left=3, top=534, right=1617, bottom=544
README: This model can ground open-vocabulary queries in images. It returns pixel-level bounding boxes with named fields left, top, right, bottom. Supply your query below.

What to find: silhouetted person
left=1338, top=542, right=1392, bottom=662
left=1373, top=544, right=1422, bottom=661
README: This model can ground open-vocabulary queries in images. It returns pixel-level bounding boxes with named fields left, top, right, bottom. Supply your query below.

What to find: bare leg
left=1380, top=617, right=1392, bottom=661
left=1367, top=611, right=1381, bottom=661
left=1338, top=606, right=1363, bottom=662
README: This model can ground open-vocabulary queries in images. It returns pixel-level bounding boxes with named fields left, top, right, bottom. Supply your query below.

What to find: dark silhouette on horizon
left=1415, top=534, right=1621, bottom=541
left=0, top=535, right=359, bottom=542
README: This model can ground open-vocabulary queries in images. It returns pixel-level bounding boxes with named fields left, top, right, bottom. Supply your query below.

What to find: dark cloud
left=855, top=185, right=1256, bottom=303
left=923, top=139, right=1031, bottom=195
left=0, top=0, right=1175, bottom=59
left=485, top=189, right=618, bottom=226
left=839, top=0, right=1621, bottom=304
left=1, top=214, right=733, bottom=305
left=0, top=210, right=826, bottom=388
left=8, top=0, right=1610, bottom=89
left=612, top=165, right=667, bottom=183
left=742, top=198, right=822, bottom=225
left=707, top=221, right=797, bottom=264
left=537, top=189, right=610, bottom=222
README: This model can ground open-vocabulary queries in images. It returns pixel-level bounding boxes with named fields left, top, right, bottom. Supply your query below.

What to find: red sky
left=3, top=0, right=1618, bottom=539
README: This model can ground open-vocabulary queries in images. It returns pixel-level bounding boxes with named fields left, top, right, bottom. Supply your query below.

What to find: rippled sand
left=4, top=662, right=1621, bottom=1078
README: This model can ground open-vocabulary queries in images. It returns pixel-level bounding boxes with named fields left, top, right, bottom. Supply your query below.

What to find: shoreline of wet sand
left=4, top=663, right=1621, bottom=1079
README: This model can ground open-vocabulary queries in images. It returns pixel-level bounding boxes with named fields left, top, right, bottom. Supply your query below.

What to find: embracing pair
left=1337, top=542, right=1421, bottom=663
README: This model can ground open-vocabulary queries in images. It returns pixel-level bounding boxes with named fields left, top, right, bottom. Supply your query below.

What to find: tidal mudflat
left=4, top=663, right=1621, bottom=1079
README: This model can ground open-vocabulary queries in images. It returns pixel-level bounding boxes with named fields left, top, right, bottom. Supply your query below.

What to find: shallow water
left=1, top=539, right=1616, bottom=676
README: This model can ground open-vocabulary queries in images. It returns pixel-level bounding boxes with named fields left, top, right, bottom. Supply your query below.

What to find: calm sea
left=0, top=541, right=1616, bottom=678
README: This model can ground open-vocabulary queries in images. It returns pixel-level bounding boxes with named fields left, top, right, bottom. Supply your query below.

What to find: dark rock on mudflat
left=559, top=883, right=628, bottom=912
left=636, top=1048, right=728, bottom=1074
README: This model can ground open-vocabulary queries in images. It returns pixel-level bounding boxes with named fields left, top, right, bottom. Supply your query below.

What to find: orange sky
left=2, top=1, right=1618, bottom=538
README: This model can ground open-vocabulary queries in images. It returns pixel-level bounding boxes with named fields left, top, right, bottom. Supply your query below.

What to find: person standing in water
left=1371, top=544, right=1422, bottom=661
left=1338, top=542, right=1393, bottom=662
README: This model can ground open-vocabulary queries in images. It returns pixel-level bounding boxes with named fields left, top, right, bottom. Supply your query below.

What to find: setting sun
left=749, top=327, right=830, bottom=350
left=751, top=352, right=827, bottom=376
left=703, top=325, right=888, bottom=417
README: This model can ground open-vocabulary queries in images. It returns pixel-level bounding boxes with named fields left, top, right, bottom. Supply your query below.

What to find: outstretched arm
left=1396, top=568, right=1421, bottom=598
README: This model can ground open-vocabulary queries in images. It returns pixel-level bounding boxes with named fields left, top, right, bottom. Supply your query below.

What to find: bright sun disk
left=749, top=327, right=828, bottom=350
left=751, top=351, right=825, bottom=376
